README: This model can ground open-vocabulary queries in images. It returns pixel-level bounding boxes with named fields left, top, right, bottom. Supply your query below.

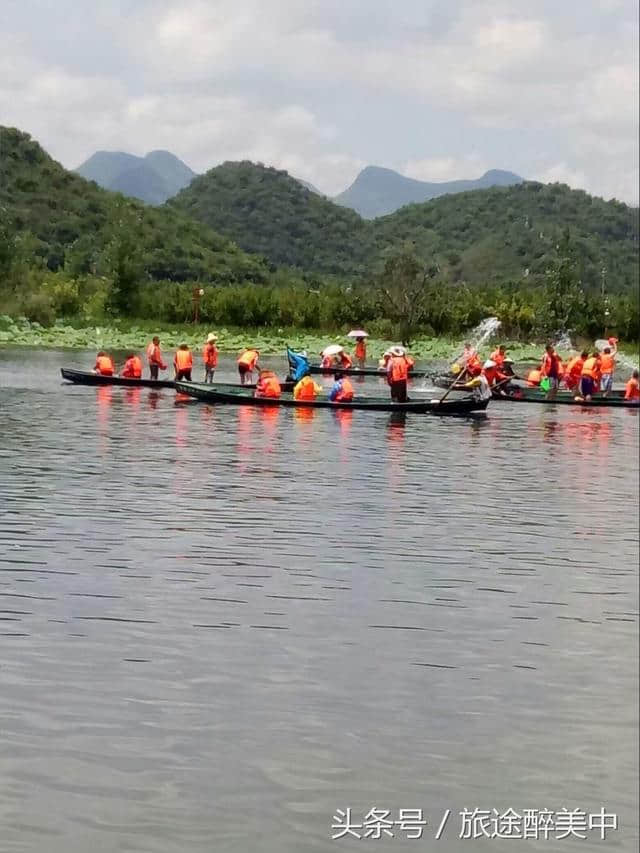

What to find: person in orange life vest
left=459, top=342, right=477, bottom=366
left=202, top=333, right=218, bottom=383
left=465, top=351, right=482, bottom=376
left=293, top=375, right=322, bottom=400
left=526, top=368, right=541, bottom=386
left=541, top=343, right=561, bottom=399
left=489, top=345, right=507, bottom=368
left=578, top=352, right=601, bottom=402
left=93, top=351, right=114, bottom=376
left=386, top=346, right=411, bottom=402
left=254, top=369, right=281, bottom=399
left=599, top=347, right=616, bottom=396
left=174, top=344, right=193, bottom=381
left=354, top=337, right=367, bottom=369
left=338, top=351, right=353, bottom=369
left=624, top=369, right=639, bottom=401
left=481, top=359, right=509, bottom=393
left=146, top=336, right=167, bottom=380
left=329, top=373, right=354, bottom=402
left=121, top=353, right=143, bottom=378
left=565, top=351, right=589, bottom=390
left=237, top=348, right=259, bottom=385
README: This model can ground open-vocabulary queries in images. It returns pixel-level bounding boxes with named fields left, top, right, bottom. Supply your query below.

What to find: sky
left=1, top=0, right=638, bottom=202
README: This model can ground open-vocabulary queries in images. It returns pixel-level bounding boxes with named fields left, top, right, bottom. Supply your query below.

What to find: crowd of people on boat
left=451, top=336, right=639, bottom=402
left=90, top=329, right=638, bottom=405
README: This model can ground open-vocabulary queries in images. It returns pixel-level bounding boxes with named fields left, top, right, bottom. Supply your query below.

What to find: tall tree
left=378, top=249, right=435, bottom=345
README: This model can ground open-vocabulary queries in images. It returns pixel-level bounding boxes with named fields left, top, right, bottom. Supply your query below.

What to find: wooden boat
left=60, top=368, right=295, bottom=392
left=174, top=381, right=489, bottom=414
left=61, top=367, right=176, bottom=388
left=432, top=374, right=635, bottom=408
left=307, top=363, right=425, bottom=378
left=496, top=386, right=637, bottom=408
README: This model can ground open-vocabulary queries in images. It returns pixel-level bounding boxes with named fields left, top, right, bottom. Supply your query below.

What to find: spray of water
left=553, top=331, right=573, bottom=352
left=470, top=317, right=501, bottom=349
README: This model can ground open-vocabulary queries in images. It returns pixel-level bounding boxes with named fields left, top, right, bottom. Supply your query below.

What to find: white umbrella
left=322, top=344, right=344, bottom=357
left=347, top=329, right=369, bottom=338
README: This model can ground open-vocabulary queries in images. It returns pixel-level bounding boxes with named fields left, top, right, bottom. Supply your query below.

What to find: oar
left=438, top=366, right=469, bottom=404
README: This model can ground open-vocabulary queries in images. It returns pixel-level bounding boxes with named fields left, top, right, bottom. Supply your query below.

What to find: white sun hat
left=207, top=333, right=218, bottom=342
left=483, top=359, right=496, bottom=368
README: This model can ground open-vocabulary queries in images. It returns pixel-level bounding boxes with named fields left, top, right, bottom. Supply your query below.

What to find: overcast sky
left=1, top=0, right=638, bottom=202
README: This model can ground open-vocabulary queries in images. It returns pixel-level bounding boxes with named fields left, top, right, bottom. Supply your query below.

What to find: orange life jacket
left=567, top=356, right=585, bottom=379
left=526, top=368, right=541, bottom=386
left=256, top=372, right=281, bottom=398
left=355, top=341, right=366, bottom=359
left=482, top=365, right=507, bottom=386
left=146, top=342, right=165, bottom=368
left=335, top=377, right=354, bottom=402
left=541, top=351, right=560, bottom=377
left=339, top=353, right=353, bottom=368
left=490, top=349, right=505, bottom=367
left=175, top=349, right=193, bottom=370
left=203, top=343, right=218, bottom=368
left=600, top=353, right=615, bottom=374
left=122, top=355, right=142, bottom=378
left=467, top=355, right=482, bottom=376
left=581, top=357, right=600, bottom=379
left=293, top=376, right=318, bottom=400
left=624, top=378, right=639, bottom=400
left=388, top=355, right=409, bottom=383
left=96, top=355, right=114, bottom=375
left=238, top=349, right=259, bottom=369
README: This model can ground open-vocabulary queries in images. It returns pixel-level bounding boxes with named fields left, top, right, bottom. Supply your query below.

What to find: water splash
left=469, top=317, right=501, bottom=349
left=553, top=331, right=574, bottom=352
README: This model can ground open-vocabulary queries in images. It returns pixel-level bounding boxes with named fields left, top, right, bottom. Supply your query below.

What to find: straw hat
left=390, top=345, right=406, bottom=356
left=483, top=359, right=496, bottom=368
left=207, top=333, right=218, bottom=342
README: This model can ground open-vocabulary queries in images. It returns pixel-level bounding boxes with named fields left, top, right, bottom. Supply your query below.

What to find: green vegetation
left=1, top=126, right=638, bottom=348
left=169, top=160, right=639, bottom=293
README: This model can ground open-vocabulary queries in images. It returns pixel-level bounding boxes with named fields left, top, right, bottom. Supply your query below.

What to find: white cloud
left=0, top=0, right=637, bottom=203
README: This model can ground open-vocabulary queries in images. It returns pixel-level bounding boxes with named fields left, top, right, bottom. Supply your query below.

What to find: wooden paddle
left=438, top=366, right=469, bottom=404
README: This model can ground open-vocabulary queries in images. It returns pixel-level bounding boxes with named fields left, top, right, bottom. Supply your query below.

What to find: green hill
left=0, top=127, right=268, bottom=284
left=169, top=160, right=639, bottom=292
left=167, top=161, right=371, bottom=275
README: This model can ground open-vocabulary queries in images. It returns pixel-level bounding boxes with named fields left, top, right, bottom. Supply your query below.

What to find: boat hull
left=431, top=375, right=634, bottom=407
left=175, top=381, right=489, bottom=415
left=61, top=368, right=295, bottom=392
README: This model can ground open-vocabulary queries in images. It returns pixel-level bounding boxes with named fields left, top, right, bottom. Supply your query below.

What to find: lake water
left=0, top=348, right=638, bottom=852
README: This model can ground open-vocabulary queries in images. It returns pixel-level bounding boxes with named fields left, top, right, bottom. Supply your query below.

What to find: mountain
left=334, top=165, right=524, bottom=218
left=0, top=127, right=268, bottom=283
left=169, top=159, right=638, bottom=291
left=168, top=161, right=371, bottom=274
left=76, top=149, right=196, bottom=204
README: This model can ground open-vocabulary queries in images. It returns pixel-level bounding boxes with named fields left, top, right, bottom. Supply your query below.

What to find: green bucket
left=540, top=377, right=551, bottom=392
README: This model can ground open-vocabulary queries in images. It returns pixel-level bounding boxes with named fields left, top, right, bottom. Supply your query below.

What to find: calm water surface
left=0, top=348, right=638, bottom=852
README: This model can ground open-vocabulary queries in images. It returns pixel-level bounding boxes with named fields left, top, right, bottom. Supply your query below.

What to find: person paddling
left=93, top=351, right=114, bottom=376
left=121, top=353, right=143, bottom=378
left=237, top=348, right=259, bottom=385
left=174, top=344, right=193, bottom=381
left=146, top=336, right=167, bottom=380
left=202, top=333, right=218, bottom=383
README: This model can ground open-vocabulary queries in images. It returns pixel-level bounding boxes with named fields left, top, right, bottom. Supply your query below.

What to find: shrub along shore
left=1, top=316, right=638, bottom=368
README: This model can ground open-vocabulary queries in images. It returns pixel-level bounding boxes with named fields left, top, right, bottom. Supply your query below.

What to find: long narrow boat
left=496, top=387, right=637, bottom=408
left=175, top=381, right=489, bottom=415
left=307, top=364, right=425, bottom=378
left=61, top=367, right=296, bottom=392
left=431, top=374, right=635, bottom=408
left=61, top=367, right=176, bottom=388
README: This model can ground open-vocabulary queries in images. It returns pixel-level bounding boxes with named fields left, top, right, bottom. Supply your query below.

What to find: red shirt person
left=121, top=354, right=143, bottom=378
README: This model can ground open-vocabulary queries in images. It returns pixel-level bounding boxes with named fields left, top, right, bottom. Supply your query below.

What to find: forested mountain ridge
left=334, top=165, right=523, bottom=217
left=167, top=160, right=371, bottom=275
left=0, top=127, right=268, bottom=284
left=169, top=160, right=639, bottom=291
